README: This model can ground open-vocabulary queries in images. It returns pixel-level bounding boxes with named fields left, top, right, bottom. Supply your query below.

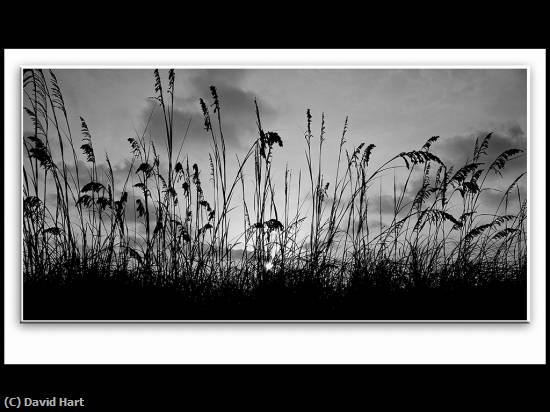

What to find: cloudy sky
left=23, top=68, right=527, bottom=242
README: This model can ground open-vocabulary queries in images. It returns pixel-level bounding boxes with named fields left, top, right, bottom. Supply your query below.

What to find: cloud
left=370, top=194, right=404, bottom=213
left=141, top=69, right=277, bottom=153
left=435, top=122, right=527, bottom=179
left=479, top=182, right=527, bottom=212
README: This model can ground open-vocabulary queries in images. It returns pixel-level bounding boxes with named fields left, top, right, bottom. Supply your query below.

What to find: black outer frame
left=0, top=364, right=547, bottom=408
left=1, top=12, right=548, bottom=405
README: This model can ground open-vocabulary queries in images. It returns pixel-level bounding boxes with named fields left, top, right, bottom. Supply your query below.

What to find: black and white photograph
left=21, top=67, right=528, bottom=321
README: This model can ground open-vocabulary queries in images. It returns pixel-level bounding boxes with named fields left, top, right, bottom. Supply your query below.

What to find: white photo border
left=4, top=49, right=546, bottom=363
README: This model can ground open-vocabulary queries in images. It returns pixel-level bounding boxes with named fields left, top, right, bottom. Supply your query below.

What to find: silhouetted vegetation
left=22, top=69, right=527, bottom=320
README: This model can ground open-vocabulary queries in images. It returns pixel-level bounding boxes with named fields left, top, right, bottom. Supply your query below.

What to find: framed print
left=20, top=66, right=528, bottom=322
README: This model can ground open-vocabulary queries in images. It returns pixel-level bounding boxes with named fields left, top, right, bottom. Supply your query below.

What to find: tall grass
left=22, top=69, right=527, bottom=319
